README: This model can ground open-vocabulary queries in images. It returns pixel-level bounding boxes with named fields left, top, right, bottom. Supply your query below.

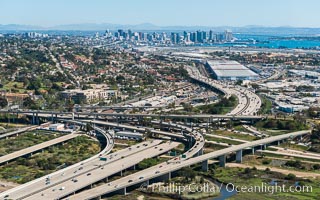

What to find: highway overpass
left=0, top=110, right=263, bottom=121
left=0, top=133, right=79, bottom=165
left=0, top=125, right=38, bottom=140
left=65, top=130, right=311, bottom=200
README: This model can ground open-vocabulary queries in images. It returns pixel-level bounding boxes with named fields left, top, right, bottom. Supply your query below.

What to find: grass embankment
left=241, top=155, right=320, bottom=174
left=260, top=96, right=272, bottom=114
left=194, top=95, right=238, bottom=114
left=205, top=135, right=243, bottom=145
left=253, top=119, right=308, bottom=136
left=0, top=135, right=100, bottom=184
left=212, top=130, right=258, bottom=141
left=214, top=167, right=320, bottom=200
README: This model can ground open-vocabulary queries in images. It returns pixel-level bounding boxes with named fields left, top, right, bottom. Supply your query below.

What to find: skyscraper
left=202, top=31, right=207, bottom=42
left=196, top=30, right=202, bottom=43
left=224, top=30, right=233, bottom=42
left=209, top=30, right=214, bottom=41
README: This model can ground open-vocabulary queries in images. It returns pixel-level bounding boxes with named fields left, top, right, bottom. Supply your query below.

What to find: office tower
left=217, top=33, right=225, bottom=42
left=147, top=33, right=153, bottom=41
left=202, top=31, right=207, bottom=42
left=225, top=30, right=233, bottom=42
left=171, top=33, right=177, bottom=44
left=196, top=30, right=202, bottom=43
left=128, top=29, right=132, bottom=38
left=190, top=32, right=196, bottom=42
left=105, top=29, right=110, bottom=37
left=183, top=31, right=188, bottom=41
left=134, top=32, right=140, bottom=41
left=209, top=30, right=214, bottom=41
left=185, top=32, right=190, bottom=42
left=118, top=29, right=124, bottom=37
left=176, top=33, right=180, bottom=44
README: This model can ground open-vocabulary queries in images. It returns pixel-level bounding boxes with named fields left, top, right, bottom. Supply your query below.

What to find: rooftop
left=207, top=60, right=258, bottom=77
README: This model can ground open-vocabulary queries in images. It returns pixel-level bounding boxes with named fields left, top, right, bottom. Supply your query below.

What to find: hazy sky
left=1, top=0, right=320, bottom=27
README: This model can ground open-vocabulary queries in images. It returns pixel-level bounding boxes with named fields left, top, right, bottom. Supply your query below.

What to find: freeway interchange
left=0, top=65, right=312, bottom=200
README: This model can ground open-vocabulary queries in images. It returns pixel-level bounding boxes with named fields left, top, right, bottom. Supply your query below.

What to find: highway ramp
left=23, top=141, right=180, bottom=200
left=0, top=133, right=78, bottom=165
left=65, top=130, right=310, bottom=200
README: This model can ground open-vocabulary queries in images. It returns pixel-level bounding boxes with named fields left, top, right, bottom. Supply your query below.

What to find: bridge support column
left=120, top=187, right=127, bottom=195
left=158, top=172, right=171, bottom=182
left=236, top=150, right=242, bottom=163
left=219, top=155, right=226, bottom=167
left=104, top=177, right=108, bottom=182
left=36, top=112, right=39, bottom=125
left=260, top=144, right=266, bottom=150
left=32, top=113, right=35, bottom=125
left=252, top=147, right=255, bottom=155
left=201, top=159, right=209, bottom=171
left=197, top=148, right=204, bottom=156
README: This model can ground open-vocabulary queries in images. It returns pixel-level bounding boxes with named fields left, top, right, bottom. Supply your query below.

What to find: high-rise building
left=196, top=30, right=202, bottom=43
left=202, top=31, right=207, bottom=42
left=128, top=29, right=132, bottom=38
left=171, top=33, right=177, bottom=44
left=104, top=29, right=111, bottom=37
left=209, top=30, right=214, bottom=41
left=217, top=33, right=225, bottom=42
left=190, top=32, right=196, bottom=42
left=224, top=30, right=233, bottom=42
left=183, top=31, right=188, bottom=41
left=118, top=29, right=124, bottom=37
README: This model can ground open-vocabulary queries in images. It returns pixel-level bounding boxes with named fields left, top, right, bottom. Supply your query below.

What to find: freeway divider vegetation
left=254, top=119, right=308, bottom=132
left=194, top=95, right=237, bottom=114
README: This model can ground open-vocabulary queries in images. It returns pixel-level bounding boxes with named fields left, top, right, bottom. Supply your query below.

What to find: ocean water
left=230, top=34, right=320, bottom=49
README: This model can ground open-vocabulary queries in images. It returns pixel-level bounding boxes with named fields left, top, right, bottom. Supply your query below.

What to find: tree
left=313, top=164, right=320, bottom=170
left=285, top=173, right=296, bottom=180
left=0, top=96, right=8, bottom=108
left=23, top=97, right=36, bottom=109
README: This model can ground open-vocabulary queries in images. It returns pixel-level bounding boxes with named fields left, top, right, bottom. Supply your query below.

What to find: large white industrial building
left=205, top=60, right=258, bottom=80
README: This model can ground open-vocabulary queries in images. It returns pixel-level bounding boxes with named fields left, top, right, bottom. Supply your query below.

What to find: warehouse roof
left=207, top=60, right=258, bottom=78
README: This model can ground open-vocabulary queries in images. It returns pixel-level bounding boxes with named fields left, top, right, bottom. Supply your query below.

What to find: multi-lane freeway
left=66, top=130, right=311, bottom=200
left=24, top=141, right=180, bottom=200
left=1, top=118, right=201, bottom=200
left=185, top=65, right=261, bottom=116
